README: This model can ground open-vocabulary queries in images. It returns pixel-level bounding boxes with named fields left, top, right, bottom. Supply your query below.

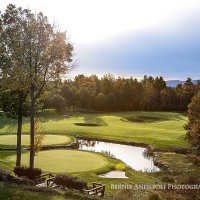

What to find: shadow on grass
left=121, top=115, right=169, bottom=123
left=74, top=123, right=103, bottom=127
left=0, top=151, right=16, bottom=160
left=0, top=117, right=18, bottom=133
left=83, top=115, right=108, bottom=126
left=35, top=110, right=64, bottom=123
left=0, top=113, right=14, bottom=129
left=0, top=151, right=16, bottom=169
left=37, top=110, right=186, bottom=128
left=36, top=110, right=109, bottom=128
left=121, top=112, right=187, bottom=123
left=0, top=110, right=187, bottom=133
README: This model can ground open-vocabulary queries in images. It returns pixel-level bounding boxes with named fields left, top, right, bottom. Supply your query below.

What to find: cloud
left=75, top=11, right=200, bottom=79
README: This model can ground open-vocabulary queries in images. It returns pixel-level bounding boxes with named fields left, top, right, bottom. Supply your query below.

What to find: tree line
left=42, top=74, right=199, bottom=113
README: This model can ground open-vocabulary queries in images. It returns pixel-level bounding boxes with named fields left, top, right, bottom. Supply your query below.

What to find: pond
left=77, top=139, right=160, bottom=172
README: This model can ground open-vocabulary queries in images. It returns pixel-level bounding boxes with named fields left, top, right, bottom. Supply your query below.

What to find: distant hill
left=166, top=80, right=199, bottom=87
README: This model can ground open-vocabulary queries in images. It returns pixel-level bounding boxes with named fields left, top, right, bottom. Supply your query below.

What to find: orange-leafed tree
left=185, top=92, right=200, bottom=155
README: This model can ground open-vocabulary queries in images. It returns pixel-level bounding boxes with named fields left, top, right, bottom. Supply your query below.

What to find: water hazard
left=77, top=139, right=160, bottom=172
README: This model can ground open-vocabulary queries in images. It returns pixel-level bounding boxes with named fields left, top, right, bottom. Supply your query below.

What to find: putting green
left=8, top=150, right=108, bottom=173
left=0, top=135, right=72, bottom=146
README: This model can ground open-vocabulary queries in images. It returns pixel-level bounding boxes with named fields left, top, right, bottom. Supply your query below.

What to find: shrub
left=25, top=167, right=42, bottom=180
left=54, top=174, right=87, bottom=190
left=14, top=166, right=26, bottom=177
left=0, top=169, right=13, bottom=181
left=14, top=166, right=42, bottom=180
left=115, top=163, right=126, bottom=171
left=11, top=177, right=35, bottom=186
left=73, top=179, right=87, bottom=190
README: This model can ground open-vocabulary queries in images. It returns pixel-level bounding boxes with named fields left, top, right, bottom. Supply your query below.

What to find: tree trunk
left=16, top=94, right=23, bottom=166
left=30, top=85, right=35, bottom=169
left=88, top=99, right=91, bottom=112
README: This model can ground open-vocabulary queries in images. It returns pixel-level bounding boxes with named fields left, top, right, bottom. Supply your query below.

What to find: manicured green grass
left=0, top=135, right=72, bottom=147
left=8, top=150, right=109, bottom=173
left=0, top=110, right=188, bottom=150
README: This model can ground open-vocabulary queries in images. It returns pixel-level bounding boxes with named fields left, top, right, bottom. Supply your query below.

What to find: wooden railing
left=83, top=182, right=106, bottom=197
left=35, top=175, right=105, bottom=196
left=46, top=177, right=56, bottom=187
left=34, top=173, right=54, bottom=186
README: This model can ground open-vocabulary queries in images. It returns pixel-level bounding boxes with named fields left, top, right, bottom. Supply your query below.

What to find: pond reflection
left=77, top=139, right=160, bottom=172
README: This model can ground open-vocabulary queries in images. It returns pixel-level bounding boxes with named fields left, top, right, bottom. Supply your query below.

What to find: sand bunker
left=99, top=170, right=129, bottom=179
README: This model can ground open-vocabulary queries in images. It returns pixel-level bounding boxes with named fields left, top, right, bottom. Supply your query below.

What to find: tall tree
left=100, top=74, right=115, bottom=95
left=0, top=4, right=73, bottom=168
left=182, top=78, right=195, bottom=109
left=185, top=92, right=200, bottom=155
left=95, top=93, right=107, bottom=111
left=52, top=94, right=66, bottom=113
left=0, top=5, right=30, bottom=166
left=79, top=82, right=96, bottom=111
left=141, top=80, right=156, bottom=111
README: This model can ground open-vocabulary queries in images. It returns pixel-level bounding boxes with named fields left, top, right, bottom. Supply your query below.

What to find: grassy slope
left=0, top=183, right=73, bottom=200
left=157, top=152, right=200, bottom=175
left=0, top=111, right=188, bottom=150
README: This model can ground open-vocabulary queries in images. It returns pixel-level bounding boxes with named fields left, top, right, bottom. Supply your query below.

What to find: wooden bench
left=83, top=182, right=105, bottom=197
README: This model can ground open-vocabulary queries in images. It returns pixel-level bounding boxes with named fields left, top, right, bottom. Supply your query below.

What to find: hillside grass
left=0, top=110, right=188, bottom=150
left=157, top=152, right=200, bottom=175
left=0, top=182, right=74, bottom=200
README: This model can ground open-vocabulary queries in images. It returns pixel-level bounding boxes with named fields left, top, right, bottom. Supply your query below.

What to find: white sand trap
left=62, top=114, right=70, bottom=117
left=99, top=170, right=129, bottom=179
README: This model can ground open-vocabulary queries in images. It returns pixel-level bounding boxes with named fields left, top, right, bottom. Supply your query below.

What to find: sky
left=1, top=0, right=200, bottom=80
